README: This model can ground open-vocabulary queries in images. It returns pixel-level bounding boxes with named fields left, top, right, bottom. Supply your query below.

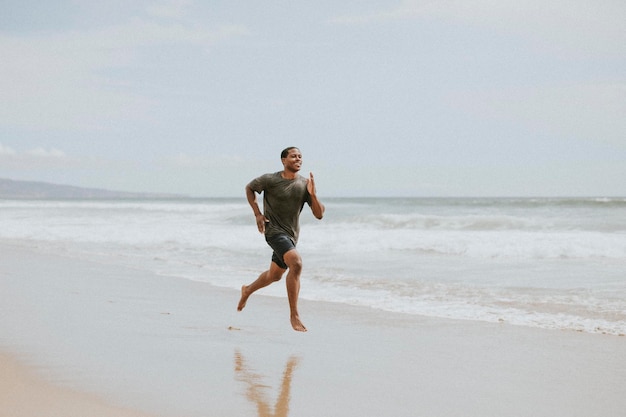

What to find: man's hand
left=307, top=172, right=317, bottom=196
left=307, top=172, right=325, bottom=219
left=255, top=213, right=269, bottom=234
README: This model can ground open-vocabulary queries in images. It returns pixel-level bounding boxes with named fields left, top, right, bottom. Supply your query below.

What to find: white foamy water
left=1, top=197, right=625, bottom=335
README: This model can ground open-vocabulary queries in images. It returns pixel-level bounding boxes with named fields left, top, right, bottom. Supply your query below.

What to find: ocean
left=1, top=197, right=625, bottom=335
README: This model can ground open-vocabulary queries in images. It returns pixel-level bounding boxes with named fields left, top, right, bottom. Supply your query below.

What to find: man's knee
left=283, top=250, right=302, bottom=272
left=268, top=265, right=286, bottom=282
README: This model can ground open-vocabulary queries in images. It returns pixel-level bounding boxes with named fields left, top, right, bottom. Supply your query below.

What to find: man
left=237, top=147, right=325, bottom=332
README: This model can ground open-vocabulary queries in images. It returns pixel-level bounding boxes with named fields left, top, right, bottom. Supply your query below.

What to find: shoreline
left=1, top=243, right=625, bottom=417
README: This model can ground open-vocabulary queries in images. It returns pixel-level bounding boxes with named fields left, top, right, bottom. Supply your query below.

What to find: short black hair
left=281, top=147, right=300, bottom=159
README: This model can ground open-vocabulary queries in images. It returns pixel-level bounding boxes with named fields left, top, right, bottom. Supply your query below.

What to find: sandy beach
left=0, top=352, right=155, bottom=417
left=1, top=243, right=625, bottom=417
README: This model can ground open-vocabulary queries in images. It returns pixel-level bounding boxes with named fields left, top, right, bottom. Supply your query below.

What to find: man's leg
left=238, top=261, right=286, bottom=311
left=282, top=249, right=306, bottom=332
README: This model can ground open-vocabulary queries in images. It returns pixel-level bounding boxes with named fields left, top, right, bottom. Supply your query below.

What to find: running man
left=237, top=147, right=325, bottom=332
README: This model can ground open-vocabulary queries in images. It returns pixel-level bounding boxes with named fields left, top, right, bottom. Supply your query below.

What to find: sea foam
left=1, top=197, right=625, bottom=335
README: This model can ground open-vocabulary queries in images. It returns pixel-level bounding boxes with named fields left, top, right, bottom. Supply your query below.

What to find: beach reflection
left=234, top=350, right=300, bottom=417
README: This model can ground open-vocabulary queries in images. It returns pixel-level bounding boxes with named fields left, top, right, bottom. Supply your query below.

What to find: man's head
left=281, top=147, right=300, bottom=159
left=280, top=147, right=303, bottom=174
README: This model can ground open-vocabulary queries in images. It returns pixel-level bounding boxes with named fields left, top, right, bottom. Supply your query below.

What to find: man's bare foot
left=237, top=286, right=249, bottom=311
left=290, top=315, right=307, bottom=332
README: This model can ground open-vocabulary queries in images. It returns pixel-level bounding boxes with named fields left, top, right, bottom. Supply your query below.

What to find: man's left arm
left=307, top=172, right=325, bottom=220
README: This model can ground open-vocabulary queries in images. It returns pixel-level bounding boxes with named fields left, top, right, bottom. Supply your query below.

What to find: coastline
left=1, top=243, right=625, bottom=417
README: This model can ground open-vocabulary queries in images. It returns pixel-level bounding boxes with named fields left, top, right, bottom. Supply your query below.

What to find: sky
left=1, top=0, right=625, bottom=197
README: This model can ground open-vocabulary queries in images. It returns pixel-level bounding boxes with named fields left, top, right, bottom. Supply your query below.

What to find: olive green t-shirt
left=247, top=172, right=312, bottom=242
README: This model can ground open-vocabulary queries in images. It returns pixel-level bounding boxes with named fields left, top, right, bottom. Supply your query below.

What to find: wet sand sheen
left=1, top=244, right=625, bottom=417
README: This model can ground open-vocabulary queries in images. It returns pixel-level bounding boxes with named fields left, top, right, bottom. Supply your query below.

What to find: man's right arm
left=245, top=184, right=267, bottom=234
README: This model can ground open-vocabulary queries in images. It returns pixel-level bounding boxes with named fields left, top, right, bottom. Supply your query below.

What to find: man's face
left=282, top=148, right=303, bottom=173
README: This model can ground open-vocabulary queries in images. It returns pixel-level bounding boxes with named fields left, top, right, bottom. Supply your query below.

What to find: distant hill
left=0, top=178, right=187, bottom=199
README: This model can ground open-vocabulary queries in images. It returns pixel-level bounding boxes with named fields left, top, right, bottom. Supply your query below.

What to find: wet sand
left=1, top=244, right=625, bottom=417
left=0, top=352, right=154, bottom=417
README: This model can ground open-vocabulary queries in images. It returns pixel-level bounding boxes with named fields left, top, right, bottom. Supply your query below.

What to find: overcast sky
left=1, top=1, right=624, bottom=197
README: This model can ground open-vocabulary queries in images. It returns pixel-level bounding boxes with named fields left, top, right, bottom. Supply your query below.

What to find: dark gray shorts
left=265, top=234, right=296, bottom=270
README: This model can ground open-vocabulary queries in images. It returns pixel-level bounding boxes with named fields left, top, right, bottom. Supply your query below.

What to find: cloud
left=447, top=83, right=626, bottom=147
left=0, top=144, right=73, bottom=169
left=25, top=147, right=67, bottom=158
left=163, top=152, right=249, bottom=169
left=328, top=0, right=432, bottom=24
left=0, top=11, right=249, bottom=131
left=0, top=143, right=17, bottom=156
left=146, top=0, right=193, bottom=20
left=329, top=0, right=626, bottom=57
